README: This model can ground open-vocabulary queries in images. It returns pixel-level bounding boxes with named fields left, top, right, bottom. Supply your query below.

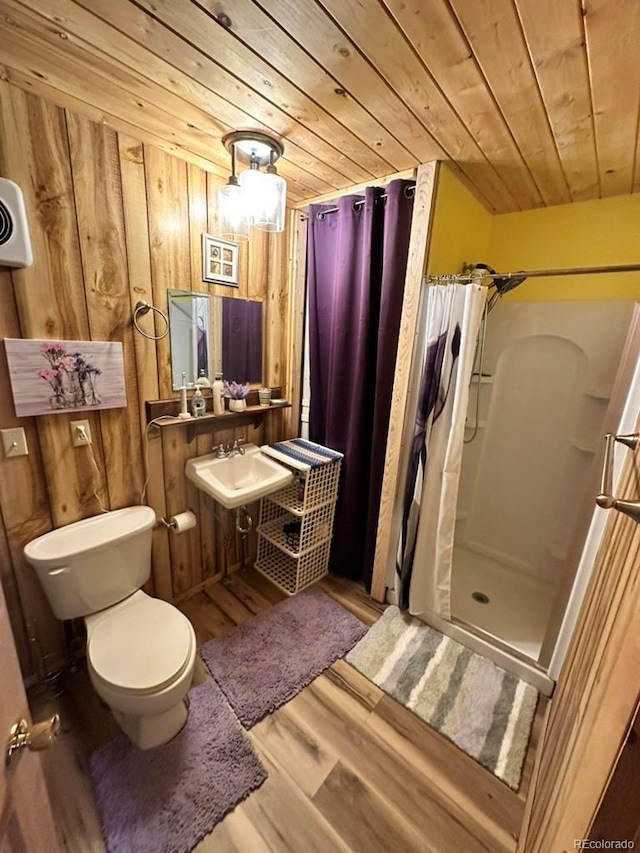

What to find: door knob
left=5, top=714, right=60, bottom=768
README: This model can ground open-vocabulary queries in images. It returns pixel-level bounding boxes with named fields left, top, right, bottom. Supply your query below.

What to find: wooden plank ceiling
left=0, top=0, right=638, bottom=212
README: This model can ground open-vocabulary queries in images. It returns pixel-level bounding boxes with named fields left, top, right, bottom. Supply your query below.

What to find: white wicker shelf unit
left=255, top=441, right=342, bottom=595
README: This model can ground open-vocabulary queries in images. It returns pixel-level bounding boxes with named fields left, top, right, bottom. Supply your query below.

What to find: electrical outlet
left=70, top=420, right=92, bottom=447
left=1, top=428, right=28, bottom=457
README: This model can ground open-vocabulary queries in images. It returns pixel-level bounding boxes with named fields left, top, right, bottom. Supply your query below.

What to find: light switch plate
left=70, top=420, right=92, bottom=447
left=1, top=427, right=28, bottom=458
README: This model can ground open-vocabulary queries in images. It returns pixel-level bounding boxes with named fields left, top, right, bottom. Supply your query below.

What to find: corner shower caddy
left=255, top=441, right=342, bottom=595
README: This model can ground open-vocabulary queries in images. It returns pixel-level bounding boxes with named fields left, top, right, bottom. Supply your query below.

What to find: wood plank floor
left=33, top=569, right=546, bottom=853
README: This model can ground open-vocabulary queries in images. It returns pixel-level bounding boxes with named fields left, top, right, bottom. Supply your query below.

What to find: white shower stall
left=452, top=300, right=636, bottom=680
left=386, top=289, right=640, bottom=695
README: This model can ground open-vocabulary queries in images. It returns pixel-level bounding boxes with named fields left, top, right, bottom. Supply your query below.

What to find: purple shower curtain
left=307, top=180, right=414, bottom=586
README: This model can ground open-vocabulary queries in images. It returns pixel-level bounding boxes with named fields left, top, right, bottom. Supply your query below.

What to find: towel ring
left=133, top=301, right=168, bottom=341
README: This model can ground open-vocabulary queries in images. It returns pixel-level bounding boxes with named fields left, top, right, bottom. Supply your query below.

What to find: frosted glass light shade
left=253, top=171, right=286, bottom=233
left=238, top=167, right=286, bottom=233
left=216, top=181, right=250, bottom=242
left=238, top=167, right=267, bottom=226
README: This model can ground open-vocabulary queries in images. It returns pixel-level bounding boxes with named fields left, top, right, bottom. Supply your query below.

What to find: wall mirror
left=168, top=290, right=263, bottom=390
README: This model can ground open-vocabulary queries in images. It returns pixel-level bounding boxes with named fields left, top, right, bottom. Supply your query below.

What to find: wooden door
left=519, top=439, right=640, bottom=851
left=590, top=700, right=640, bottom=845
left=0, top=577, right=60, bottom=852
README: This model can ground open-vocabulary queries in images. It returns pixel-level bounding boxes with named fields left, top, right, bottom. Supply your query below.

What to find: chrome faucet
left=213, top=439, right=246, bottom=459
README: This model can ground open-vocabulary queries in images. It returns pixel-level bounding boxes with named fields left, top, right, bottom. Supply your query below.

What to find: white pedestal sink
left=185, top=444, right=293, bottom=509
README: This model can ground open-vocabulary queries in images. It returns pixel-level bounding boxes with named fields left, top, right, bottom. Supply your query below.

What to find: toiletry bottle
left=194, top=369, right=211, bottom=389
left=212, top=372, right=225, bottom=415
left=178, top=371, right=192, bottom=419
left=191, top=388, right=206, bottom=417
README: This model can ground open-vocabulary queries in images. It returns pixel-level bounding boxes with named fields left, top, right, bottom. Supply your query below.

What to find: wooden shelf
left=145, top=389, right=289, bottom=441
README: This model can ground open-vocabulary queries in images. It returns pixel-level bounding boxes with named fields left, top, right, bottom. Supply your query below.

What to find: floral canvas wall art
left=4, top=339, right=126, bottom=417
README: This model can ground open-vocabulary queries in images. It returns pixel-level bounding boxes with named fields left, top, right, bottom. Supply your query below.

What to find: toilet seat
left=88, top=597, right=194, bottom=694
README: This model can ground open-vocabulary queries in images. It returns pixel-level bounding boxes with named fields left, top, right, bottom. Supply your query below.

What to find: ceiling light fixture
left=218, top=131, right=286, bottom=239
left=216, top=141, right=250, bottom=243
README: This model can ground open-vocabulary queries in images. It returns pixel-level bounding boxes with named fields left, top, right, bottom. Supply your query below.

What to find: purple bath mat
left=89, top=678, right=267, bottom=853
left=200, top=586, right=367, bottom=728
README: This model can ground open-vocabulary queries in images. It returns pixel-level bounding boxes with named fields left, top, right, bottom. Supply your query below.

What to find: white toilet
left=24, top=506, right=197, bottom=750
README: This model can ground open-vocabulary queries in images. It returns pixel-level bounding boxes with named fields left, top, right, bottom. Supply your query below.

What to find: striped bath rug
left=346, top=606, right=538, bottom=790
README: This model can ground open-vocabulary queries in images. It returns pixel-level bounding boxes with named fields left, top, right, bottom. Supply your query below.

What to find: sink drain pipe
left=234, top=506, right=254, bottom=573
left=234, top=506, right=253, bottom=535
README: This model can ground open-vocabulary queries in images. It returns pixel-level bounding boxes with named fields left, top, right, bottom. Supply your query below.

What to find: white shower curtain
left=396, top=283, right=485, bottom=618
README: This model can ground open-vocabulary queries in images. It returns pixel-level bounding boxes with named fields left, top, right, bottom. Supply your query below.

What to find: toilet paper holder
left=158, top=510, right=196, bottom=532
left=596, top=433, right=640, bottom=524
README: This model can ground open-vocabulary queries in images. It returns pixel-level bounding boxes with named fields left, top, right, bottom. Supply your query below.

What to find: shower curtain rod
left=299, top=183, right=416, bottom=221
left=429, top=262, right=640, bottom=282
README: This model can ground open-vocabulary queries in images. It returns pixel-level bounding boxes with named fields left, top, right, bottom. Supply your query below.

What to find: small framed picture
left=202, top=234, right=239, bottom=286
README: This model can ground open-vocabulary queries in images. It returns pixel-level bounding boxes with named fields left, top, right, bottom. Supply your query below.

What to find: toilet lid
left=88, top=598, right=193, bottom=693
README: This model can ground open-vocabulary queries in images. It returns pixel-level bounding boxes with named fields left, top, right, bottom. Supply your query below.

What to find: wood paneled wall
left=0, top=81, right=289, bottom=678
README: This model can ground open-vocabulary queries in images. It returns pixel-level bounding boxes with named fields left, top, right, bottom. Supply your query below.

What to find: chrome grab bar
left=596, top=433, right=640, bottom=523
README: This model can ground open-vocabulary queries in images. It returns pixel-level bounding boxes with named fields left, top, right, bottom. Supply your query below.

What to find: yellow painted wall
left=489, top=193, right=640, bottom=301
left=427, top=165, right=492, bottom=276
left=430, top=165, right=640, bottom=301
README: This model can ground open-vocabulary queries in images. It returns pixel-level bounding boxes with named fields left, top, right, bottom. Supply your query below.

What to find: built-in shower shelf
left=570, top=438, right=597, bottom=454
left=465, top=420, right=487, bottom=429
left=469, top=375, right=494, bottom=385
left=547, top=542, right=569, bottom=561
left=584, top=389, right=610, bottom=401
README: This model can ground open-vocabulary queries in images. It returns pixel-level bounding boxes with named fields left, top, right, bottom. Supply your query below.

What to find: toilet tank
left=24, top=506, right=156, bottom=620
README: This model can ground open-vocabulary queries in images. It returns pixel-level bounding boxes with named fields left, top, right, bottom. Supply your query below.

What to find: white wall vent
left=0, top=178, right=33, bottom=269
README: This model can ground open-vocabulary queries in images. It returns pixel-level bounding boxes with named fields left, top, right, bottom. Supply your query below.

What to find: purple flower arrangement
left=222, top=380, right=250, bottom=400
left=38, top=342, right=102, bottom=409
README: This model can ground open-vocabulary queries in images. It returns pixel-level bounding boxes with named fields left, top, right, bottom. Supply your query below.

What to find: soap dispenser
left=212, top=373, right=225, bottom=415
left=191, top=388, right=206, bottom=418
left=194, top=369, right=211, bottom=389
